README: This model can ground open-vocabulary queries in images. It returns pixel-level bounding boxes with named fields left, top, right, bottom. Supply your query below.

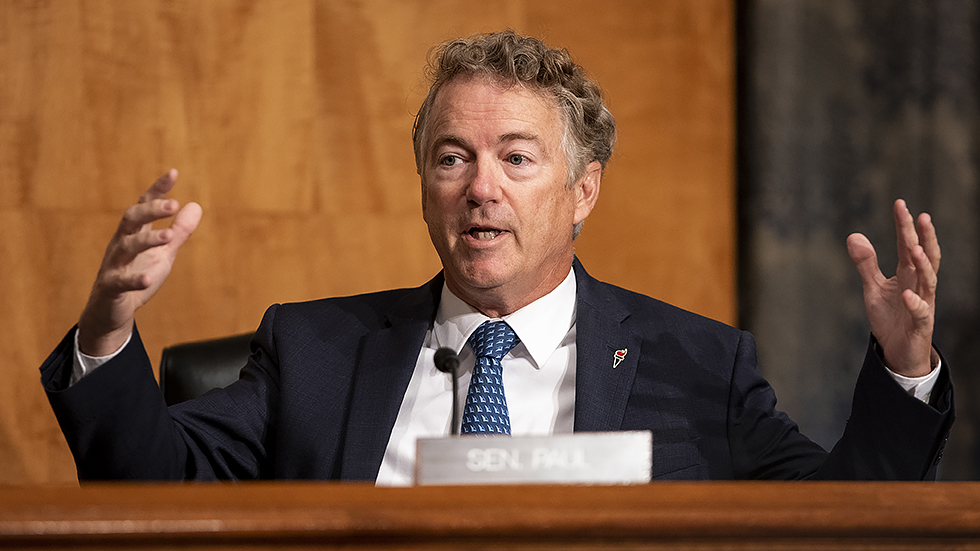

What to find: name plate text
left=415, top=431, right=652, bottom=485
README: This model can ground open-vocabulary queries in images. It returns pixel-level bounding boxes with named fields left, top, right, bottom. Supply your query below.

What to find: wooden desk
left=2, top=482, right=979, bottom=550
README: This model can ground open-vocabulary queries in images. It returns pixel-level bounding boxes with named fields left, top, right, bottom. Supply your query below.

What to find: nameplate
left=415, top=431, right=652, bottom=485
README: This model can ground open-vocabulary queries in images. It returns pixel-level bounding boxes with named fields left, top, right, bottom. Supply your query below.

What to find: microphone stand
left=434, top=348, right=460, bottom=436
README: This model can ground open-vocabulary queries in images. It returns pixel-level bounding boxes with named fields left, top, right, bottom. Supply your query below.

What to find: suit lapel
left=340, top=277, right=442, bottom=481
left=572, top=260, right=641, bottom=432
left=337, top=262, right=644, bottom=477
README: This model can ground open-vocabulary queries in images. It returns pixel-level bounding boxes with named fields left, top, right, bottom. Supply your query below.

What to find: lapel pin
left=612, top=348, right=627, bottom=368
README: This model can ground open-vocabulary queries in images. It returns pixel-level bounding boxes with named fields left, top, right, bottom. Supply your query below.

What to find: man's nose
left=466, top=158, right=503, bottom=205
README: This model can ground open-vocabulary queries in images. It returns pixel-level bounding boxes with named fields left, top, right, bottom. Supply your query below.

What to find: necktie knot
left=468, top=320, right=520, bottom=360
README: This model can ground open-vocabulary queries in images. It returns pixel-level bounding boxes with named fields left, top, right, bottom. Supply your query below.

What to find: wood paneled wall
left=0, top=0, right=734, bottom=484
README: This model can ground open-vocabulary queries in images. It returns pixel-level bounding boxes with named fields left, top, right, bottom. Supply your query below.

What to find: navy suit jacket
left=42, top=261, right=953, bottom=481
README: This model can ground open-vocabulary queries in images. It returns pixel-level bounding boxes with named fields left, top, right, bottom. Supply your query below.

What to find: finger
left=111, top=203, right=202, bottom=264
left=893, top=199, right=920, bottom=268
left=847, top=232, right=885, bottom=288
left=917, top=212, right=941, bottom=273
left=910, top=243, right=938, bottom=305
left=138, top=169, right=178, bottom=204
left=103, top=227, right=176, bottom=268
left=168, top=202, right=203, bottom=250
left=902, top=289, right=932, bottom=329
left=130, top=227, right=177, bottom=252
left=103, top=270, right=154, bottom=294
left=118, top=198, right=179, bottom=234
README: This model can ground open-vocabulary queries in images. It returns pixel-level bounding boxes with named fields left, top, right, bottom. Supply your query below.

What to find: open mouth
left=467, top=227, right=503, bottom=240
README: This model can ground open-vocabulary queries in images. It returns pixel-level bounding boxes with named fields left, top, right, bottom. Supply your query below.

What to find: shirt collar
left=432, top=267, right=577, bottom=369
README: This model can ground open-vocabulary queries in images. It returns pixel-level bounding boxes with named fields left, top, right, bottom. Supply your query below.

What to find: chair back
left=159, top=333, right=253, bottom=405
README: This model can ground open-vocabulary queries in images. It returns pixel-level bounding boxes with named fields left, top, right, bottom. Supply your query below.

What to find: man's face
left=420, top=77, right=600, bottom=316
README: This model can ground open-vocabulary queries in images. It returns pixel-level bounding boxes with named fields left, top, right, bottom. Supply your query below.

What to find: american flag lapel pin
left=612, top=348, right=627, bottom=368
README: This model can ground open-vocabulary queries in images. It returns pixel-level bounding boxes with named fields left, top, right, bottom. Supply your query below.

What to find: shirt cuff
left=70, top=329, right=132, bottom=386
left=885, top=359, right=942, bottom=404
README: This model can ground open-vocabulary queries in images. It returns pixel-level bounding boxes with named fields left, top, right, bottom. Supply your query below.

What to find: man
left=42, top=31, right=951, bottom=483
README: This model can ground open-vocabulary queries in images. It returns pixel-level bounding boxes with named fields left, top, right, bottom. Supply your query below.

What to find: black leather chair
left=158, top=333, right=253, bottom=405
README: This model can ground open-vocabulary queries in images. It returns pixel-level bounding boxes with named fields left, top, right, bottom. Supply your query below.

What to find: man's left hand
left=847, top=199, right=940, bottom=378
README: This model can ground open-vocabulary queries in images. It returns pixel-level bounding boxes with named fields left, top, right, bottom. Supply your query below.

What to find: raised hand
left=77, top=170, right=202, bottom=356
left=847, top=199, right=940, bottom=378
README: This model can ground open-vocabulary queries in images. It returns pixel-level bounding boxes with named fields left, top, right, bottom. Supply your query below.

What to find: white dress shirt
left=375, top=268, right=579, bottom=486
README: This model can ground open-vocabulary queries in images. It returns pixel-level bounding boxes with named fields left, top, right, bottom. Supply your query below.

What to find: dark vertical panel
left=740, top=0, right=980, bottom=479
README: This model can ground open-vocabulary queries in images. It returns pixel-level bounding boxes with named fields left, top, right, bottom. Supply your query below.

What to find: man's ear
left=573, top=161, right=602, bottom=225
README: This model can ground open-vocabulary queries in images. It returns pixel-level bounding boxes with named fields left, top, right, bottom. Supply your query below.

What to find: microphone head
left=433, top=347, right=460, bottom=374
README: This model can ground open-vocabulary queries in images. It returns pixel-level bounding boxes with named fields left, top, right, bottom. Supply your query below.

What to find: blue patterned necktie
left=461, top=320, right=521, bottom=435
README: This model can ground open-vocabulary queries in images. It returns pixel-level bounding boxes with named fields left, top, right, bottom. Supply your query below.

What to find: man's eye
left=440, top=155, right=461, bottom=167
left=508, top=154, right=527, bottom=165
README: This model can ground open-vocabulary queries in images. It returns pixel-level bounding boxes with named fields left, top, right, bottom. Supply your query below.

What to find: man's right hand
left=77, top=169, right=202, bottom=357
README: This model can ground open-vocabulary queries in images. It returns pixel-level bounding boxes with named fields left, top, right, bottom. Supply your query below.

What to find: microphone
left=434, top=347, right=461, bottom=436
